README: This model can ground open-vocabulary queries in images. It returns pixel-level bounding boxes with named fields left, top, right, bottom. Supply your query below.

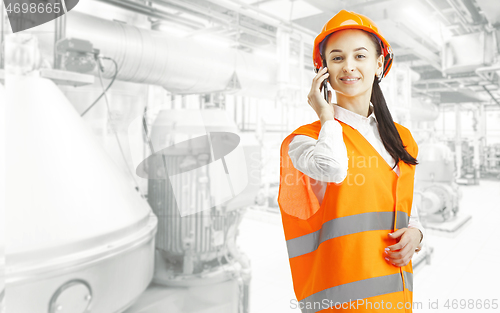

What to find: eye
left=332, top=56, right=343, bottom=61
left=356, top=54, right=366, bottom=59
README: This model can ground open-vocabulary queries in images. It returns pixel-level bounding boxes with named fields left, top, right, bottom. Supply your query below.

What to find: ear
left=376, top=54, right=384, bottom=77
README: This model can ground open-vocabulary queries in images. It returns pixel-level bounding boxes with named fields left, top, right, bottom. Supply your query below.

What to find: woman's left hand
left=384, top=228, right=421, bottom=267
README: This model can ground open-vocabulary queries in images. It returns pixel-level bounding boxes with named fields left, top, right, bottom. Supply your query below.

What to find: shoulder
left=393, top=122, right=418, bottom=158
left=281, top=120, right=322, bottom=147
left=295, top=120, right=322, bottom=137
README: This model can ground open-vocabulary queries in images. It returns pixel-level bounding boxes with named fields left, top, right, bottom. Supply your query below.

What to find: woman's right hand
left=307, top=67, right=334, bottom=122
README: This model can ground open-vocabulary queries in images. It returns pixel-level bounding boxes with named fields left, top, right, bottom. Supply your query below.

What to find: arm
left=408, top=200, right=425, bottom=251
left=287, top=119, right=349, bottom=184
left=408, top=154, right=425, bottom=251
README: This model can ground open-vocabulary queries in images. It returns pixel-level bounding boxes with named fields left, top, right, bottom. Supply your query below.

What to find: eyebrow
left=328, top=47, right=368, bottom=55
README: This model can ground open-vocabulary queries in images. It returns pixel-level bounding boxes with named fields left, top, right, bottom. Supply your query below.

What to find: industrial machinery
left=123, top=109, right=259, bottom=313
left=483, top=143, right=500, bottom=179
left=4, top=20, right=261, bottom=312
left=444, top=139, right=481, bottom=185
left=414, top=137, right=468, bottom=232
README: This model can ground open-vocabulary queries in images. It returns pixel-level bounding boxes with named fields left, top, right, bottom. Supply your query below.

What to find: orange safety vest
left=278, top=118, right=418, bottom=312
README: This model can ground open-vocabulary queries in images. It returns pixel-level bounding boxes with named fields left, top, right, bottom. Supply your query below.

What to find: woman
left=277, top=10, right=425, bottom=312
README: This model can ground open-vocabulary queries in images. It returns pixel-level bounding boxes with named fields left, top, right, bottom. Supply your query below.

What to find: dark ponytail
left=371, top=78, right=418, bottom=168
left=364, top=30, right=418, bottom=168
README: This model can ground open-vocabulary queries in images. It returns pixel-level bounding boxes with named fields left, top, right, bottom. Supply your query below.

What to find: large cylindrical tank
left=5, top=73, right=157, bottom=313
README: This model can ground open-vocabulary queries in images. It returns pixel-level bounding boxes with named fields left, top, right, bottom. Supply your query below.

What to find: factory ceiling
left=96, top=0, right=500, bottom=106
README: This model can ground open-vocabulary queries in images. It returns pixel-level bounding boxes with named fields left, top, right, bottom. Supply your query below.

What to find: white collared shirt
left=288, top=102, right=425, bottom=249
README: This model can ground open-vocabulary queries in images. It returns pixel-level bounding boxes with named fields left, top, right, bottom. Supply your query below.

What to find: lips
left=339, top=76, right=361, bottom=84
left=340, top=77, right=360, bottom=81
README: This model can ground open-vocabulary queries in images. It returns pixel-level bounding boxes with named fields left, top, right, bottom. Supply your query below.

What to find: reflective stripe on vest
left=298, top=272, right=413, bottom=313
left=286, top=211, right=409, bottom=259
left=403, top=270, right=413, bottom=292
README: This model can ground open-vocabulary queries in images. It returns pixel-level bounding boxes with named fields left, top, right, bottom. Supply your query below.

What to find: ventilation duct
left=442, top=31, right=497, bottom=74
left=52, top=10, right=280, bottom=98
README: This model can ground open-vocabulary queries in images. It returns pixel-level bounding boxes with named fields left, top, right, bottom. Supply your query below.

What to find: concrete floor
left=237, top=179, right=500, bottom=312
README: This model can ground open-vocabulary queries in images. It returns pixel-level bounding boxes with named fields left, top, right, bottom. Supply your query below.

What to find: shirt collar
left=332, top=102, right=377, bottom=130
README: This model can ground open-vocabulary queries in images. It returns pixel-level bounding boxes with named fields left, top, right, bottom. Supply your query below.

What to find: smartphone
left=314, top=62, right=329, bottom=102
left=321, top=60, right=328, bottom=102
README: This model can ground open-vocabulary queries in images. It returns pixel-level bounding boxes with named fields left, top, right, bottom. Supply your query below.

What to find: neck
left=335, top=91, right=372, bottom=117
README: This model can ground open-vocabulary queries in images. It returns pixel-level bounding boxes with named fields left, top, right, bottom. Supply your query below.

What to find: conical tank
left=5, top=74, right=157, bottom=313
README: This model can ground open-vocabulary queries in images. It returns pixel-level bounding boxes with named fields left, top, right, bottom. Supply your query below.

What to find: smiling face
left=322, top=29, right=384, bottom=101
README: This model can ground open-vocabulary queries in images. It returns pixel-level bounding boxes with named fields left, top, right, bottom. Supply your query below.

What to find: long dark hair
left=367, top=32, right=418, bottom=168
left=321, top=31, right=418, bottom=168
left=371, top=77, right=418, bottom=168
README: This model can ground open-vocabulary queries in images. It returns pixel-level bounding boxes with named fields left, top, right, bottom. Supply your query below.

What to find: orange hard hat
left=312, top=10, right=394, bottom=80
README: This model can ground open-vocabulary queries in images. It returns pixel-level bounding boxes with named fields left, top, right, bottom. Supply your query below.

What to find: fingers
left=312, top=67, right=329, bottom=90
left=386, top=232, right=410, bottom=252
left=384, top=251, right=412, bottom=267
left=384, top=233, right=415, bottom=267
left=385, top=243, right=411, bottom=260
left=309, top=67, right=328, bottom=99
left=387, top=246, right=413, bottom=267
left=385, top=228, right=410, bottom=250
left=387, top=256, right=412, bottom=267
left=307, top=67, right=332, bottom=116
left=388, top=228, right=405, bottom=239
left=386, top=241, right=403, bottom=251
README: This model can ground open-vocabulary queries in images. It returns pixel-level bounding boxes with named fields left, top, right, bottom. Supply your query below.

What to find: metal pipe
left=423, top=0, right=454, bottom=26
left=204, top=0, right=317, bottom=38
left=412, top=87, right=435, bottom=98
left=60, top=11, right=279, bottom=97
left=108, top=0, right=277, bottom=41
left=445, top=0, right=473, bottom=32
left=54, top=12, right=66, bottom=70
left=414, top=86, right=459, bottom=92
left=152, top=0, right=277, bottom=40
left=414, top=76, right=481, bottom=85
left=94, top=0, right=206, bottom=29
left=151, top=0, right=232, bottom=28
left=459, top=0, right=483, bottom=23
left=239, top=19, right=276, bottom=39
left=349, top=0, right=395, bottom=9
left=482, top=85, right=500, bottom=105
left=455, top=103, right=462, bottom=179
left=475, top=64, right=500, bottom=82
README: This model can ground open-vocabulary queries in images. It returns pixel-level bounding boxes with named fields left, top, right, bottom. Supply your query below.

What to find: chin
left=334, top=88, right=364, bottom=98
left=334, top=85, right=371, bottom=98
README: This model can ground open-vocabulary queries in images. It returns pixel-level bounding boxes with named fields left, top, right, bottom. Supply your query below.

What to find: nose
left=343, top=59, right=355, bottom=73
